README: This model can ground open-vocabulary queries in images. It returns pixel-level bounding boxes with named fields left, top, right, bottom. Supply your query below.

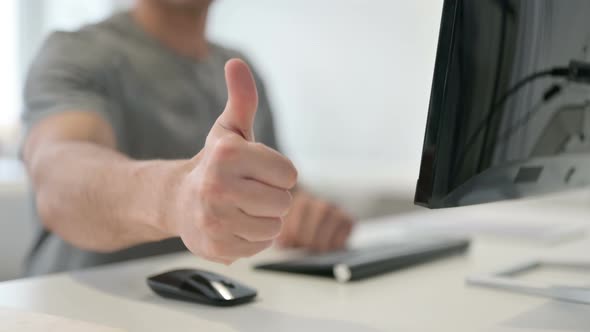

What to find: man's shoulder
left=44, top=12, right=132, bottom=50
left=36, top=12, right=136, bottom=69
left=76, top=11, right=136, bottom=42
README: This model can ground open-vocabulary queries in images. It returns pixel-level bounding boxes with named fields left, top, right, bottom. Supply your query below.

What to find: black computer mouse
left=147, top=268, right=257, bottom=307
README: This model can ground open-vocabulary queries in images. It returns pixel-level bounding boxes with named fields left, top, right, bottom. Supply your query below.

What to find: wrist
left=156, top=154, right=202, bottom=238
left=127, top=158, right=194, bottom=241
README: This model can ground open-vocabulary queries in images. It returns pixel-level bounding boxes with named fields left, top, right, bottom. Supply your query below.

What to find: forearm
left=19, top=59, right=299, bottom=264
left=26, top=141, right=188, bottom=252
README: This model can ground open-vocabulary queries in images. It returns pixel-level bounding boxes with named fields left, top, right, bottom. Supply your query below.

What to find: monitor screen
left=415, top=0, right=590, bottom=208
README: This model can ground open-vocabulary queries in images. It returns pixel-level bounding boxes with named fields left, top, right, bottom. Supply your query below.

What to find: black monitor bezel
left=415, top=0, right=460, bottom=208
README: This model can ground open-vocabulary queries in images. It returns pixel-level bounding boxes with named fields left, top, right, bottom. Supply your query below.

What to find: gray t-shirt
left=22, top=12, right=278, bottom=276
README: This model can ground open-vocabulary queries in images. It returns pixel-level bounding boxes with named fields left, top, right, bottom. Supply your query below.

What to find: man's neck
left=133, top=3, right=210, bottom=61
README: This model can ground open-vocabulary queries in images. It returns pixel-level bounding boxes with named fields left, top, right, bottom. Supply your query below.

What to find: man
left=21, top=0, right=354, bottom=275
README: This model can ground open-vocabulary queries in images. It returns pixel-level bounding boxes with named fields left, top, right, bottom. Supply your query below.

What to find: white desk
left=0, top=158, right=34, bottom=280
left=1, top=192, right=590, bottom=332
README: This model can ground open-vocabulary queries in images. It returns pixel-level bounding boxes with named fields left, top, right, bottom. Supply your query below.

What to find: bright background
left=0, top=0, right=443, bottom=280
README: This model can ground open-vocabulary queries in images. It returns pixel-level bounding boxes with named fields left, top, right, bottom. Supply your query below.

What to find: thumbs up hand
left=174, top=59, right=298, bottom=264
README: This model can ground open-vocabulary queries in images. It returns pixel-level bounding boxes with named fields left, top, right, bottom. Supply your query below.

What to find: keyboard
left=254, top=237, right=470, bottom=282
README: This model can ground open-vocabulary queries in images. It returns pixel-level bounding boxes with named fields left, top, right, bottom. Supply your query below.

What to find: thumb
left=217, top=58, right=259, bottom=141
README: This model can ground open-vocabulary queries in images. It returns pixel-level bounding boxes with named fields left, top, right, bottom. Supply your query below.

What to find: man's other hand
left=278, top=190, right=354, bottom=252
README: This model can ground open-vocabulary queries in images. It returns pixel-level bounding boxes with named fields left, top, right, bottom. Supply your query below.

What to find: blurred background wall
left=0, top=0, right=443, bottom=280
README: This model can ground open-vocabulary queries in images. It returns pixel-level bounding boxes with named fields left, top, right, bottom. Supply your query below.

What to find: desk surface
left=2, top=192, right=590, bottom=332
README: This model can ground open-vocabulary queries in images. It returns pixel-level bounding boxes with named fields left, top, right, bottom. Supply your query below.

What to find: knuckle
left=207, top=240, right=231, bottom=259
left=201, top=215, right=225, bottom=236
left=278, top=191, right=293, bottom=215
left=198, top=178, right=227, bottom=204
left=257, top=218, right=283, bottom=240
left=269, top=218, right=283, bottom=237
left=284, top=160, right=298, bottom=188
left=253, top=142, right=267, bottom=150
left=200, top=241, right=217, bottom=259
left=212, top=136, right=242, bottom=162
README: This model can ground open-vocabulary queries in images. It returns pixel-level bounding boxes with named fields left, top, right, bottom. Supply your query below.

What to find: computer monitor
left=415, top=0, right=590, bottom=208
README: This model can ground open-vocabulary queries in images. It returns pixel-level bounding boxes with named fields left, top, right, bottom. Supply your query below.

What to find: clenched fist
left=172, top=59, right=298, bottom=264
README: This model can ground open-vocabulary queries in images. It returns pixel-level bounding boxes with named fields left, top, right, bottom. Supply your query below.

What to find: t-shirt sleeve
left=22, top=31, right=117, bottom=133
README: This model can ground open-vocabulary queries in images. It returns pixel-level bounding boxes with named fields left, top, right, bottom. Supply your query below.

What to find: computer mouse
left=147, top=268, right=257, bottom=307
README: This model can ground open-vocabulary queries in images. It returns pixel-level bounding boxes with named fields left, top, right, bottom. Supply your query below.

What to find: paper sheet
left=502, top=301, right=590, bottom=332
